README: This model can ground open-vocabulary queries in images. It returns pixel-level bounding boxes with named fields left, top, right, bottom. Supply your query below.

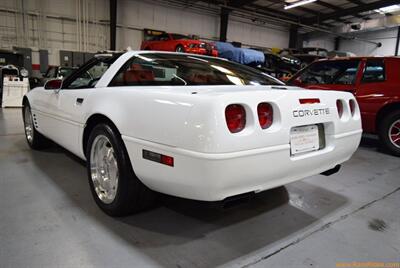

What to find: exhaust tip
left=222, top=192, right=256, bottom=208
left=321, top=164, right=341, bottom=176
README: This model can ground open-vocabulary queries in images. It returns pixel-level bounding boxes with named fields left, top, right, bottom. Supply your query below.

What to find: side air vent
left=32, top=113, right=39, bottom=129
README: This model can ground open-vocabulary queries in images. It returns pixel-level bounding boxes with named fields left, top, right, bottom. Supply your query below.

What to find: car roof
left=131, top=50, right=223, bottom=60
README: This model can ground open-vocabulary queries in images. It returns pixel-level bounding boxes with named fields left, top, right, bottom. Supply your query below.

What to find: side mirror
left=44, top=79, right=62, bottom=90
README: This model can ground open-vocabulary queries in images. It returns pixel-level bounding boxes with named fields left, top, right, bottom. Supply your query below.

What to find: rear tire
left=22, top=103, right=50, bottom=150
left=86, top=123, right=157, bottom=216
left=378, top=110, right=400, bottom=156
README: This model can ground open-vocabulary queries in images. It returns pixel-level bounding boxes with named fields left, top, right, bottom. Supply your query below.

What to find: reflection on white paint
left=187, top=56, right=209, bottom=63
left=155, top=99, right=193, bottom=107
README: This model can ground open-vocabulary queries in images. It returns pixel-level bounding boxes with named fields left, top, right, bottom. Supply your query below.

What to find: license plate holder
left=290, top=125, right=320, bottom=155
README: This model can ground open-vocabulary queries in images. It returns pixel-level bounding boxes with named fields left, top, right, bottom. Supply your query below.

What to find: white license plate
left=290, top=125, right=320, bottom=155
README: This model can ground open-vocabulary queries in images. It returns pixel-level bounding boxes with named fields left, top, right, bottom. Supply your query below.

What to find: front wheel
left=378, top=110, right=400, bottom=156
left=175, top=45, right=184, bottom=52
left=23, top=103, right=50, bottom=149
left=86, top=123, right=157, bottom=216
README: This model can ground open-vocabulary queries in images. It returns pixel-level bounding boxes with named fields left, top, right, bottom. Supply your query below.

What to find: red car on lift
left=140, top=33, right=218, bottom=57
left=288, top=57, right=400, bottom=156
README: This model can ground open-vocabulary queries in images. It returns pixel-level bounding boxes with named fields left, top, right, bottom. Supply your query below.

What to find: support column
left=220, top=7, right=230, bottom=42
left=334, top=37, right=341, bottom=51
left=288, top=24, right=299, bottom=49
left=395, top=26, right=400, bottom=56
left=110, top=0, right=117, bottom=50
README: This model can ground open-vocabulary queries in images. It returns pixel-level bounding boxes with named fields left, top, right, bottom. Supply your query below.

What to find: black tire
left=86, top=123, right=157, bottom=216
left=175, top=45, right=185, bottom=52
left=22, top=103, right=50, bottom=150
left=378, top=110, right=400, bottom=156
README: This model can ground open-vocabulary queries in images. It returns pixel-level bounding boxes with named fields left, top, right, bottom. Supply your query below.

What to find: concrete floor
left=0, top=108, right=399, bottom=268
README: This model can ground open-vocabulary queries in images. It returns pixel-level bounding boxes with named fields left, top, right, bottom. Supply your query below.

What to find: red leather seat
left=123, top=65, right=155, bottom=84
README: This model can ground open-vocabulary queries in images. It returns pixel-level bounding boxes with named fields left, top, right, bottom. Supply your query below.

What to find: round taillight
left=257, top=102, right=273, bottom=129
left=336, top=100, right=343, bottom=118
left=349, top=99, right=356, bottom=116
left=225, top=104, right=246, bottom=133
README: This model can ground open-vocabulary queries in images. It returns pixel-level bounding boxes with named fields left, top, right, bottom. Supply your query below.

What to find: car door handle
left=76, top=98, right=84, bottom=105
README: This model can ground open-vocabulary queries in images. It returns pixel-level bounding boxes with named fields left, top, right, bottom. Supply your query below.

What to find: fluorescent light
left=284, top=0, right=317, bottom=10
left=374, top=4, right=400, bottom=14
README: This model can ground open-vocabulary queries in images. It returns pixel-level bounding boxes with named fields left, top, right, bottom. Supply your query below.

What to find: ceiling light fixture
left=284, top=0, right=317, bottom=10
left=374, top=4, right=400, bottom=14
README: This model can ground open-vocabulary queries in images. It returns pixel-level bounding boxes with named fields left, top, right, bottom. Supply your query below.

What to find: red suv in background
left=140, top=33, right=218, bottom=57
left=288, top=57, right=400, bottom=156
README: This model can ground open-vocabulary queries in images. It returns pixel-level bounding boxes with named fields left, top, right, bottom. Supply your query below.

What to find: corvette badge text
left=293, top=108, right=330, bottom=117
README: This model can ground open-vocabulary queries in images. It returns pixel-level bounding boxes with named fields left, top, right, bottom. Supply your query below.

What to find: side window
left=335, top=66, right=359, bottom=85
left=159, top=34, right=170, bottom=41
left=109, top=57, right=170, bottom=87
left=65, top=60, right=112, bottom=89
left=362, top=60, right=385, bottom=83
left=149, top=35, right=160, bottom=41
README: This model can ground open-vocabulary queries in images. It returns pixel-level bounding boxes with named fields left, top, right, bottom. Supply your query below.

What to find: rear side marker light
left=143, top=150, right=174, bottom=167
left=349, top=99, right=356, bottom=116
left=225, top=104, right=246, bottom=133
left=299, top=98, right=320, bottom=104
left=257, top=102, right=273, bottom=129
left=336, top=100, right=344, bottom=118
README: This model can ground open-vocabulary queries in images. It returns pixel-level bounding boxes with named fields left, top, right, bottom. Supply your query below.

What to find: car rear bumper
left=123, top=129, right=362, bottom=201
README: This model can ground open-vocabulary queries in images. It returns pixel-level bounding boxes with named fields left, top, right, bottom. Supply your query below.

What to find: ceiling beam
left=296, top=6, right=336, bottom=27
left=316, top=0, right=365, bottom=19
left=315, top=1, right=340, bottom=11
left=344, top=0, right=371, bottom=19
left=303, top=0, right=399, bottom=25
left=245, top=3, right=300, bottom=21
left=229, top=0, right=258, bottom=8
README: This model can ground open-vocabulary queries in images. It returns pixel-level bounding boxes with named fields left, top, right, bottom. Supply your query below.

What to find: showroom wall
left=339, top=28, right=399, bottom=56
left=116, top=0, right=289, bottom=51
left=303, top=33, right=336, bottom=51
left=0, top=0, right=110, bottom=65
left=0, top=0, right=290, bottom=66
left=305, top=27, right=399, bottom=56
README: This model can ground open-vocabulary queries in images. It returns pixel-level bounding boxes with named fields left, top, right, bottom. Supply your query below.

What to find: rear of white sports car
left=23, top=51, right=362, bottom=215
left=123, top=85, right=362, bottom=201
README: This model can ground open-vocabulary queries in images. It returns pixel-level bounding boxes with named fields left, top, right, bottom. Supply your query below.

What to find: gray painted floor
left=1, top=108, right=399, bottom=268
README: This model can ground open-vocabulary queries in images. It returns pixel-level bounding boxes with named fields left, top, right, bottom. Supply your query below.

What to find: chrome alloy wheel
left=389, top=119, right=400, bottom=149
left=90, top=135, right=119, bottom=204
left=24, top=106, right=34, bottom=144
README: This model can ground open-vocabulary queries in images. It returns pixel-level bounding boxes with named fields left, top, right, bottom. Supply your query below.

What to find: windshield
left=59, top=67, right=76, bottom=78
left=109, top=53, right=284, bottom=87
left=288, top=60, right=360, bottom=85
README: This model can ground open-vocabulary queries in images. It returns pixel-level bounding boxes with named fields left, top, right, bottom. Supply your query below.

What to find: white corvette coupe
left=23, top=51, right=362, bottom=216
